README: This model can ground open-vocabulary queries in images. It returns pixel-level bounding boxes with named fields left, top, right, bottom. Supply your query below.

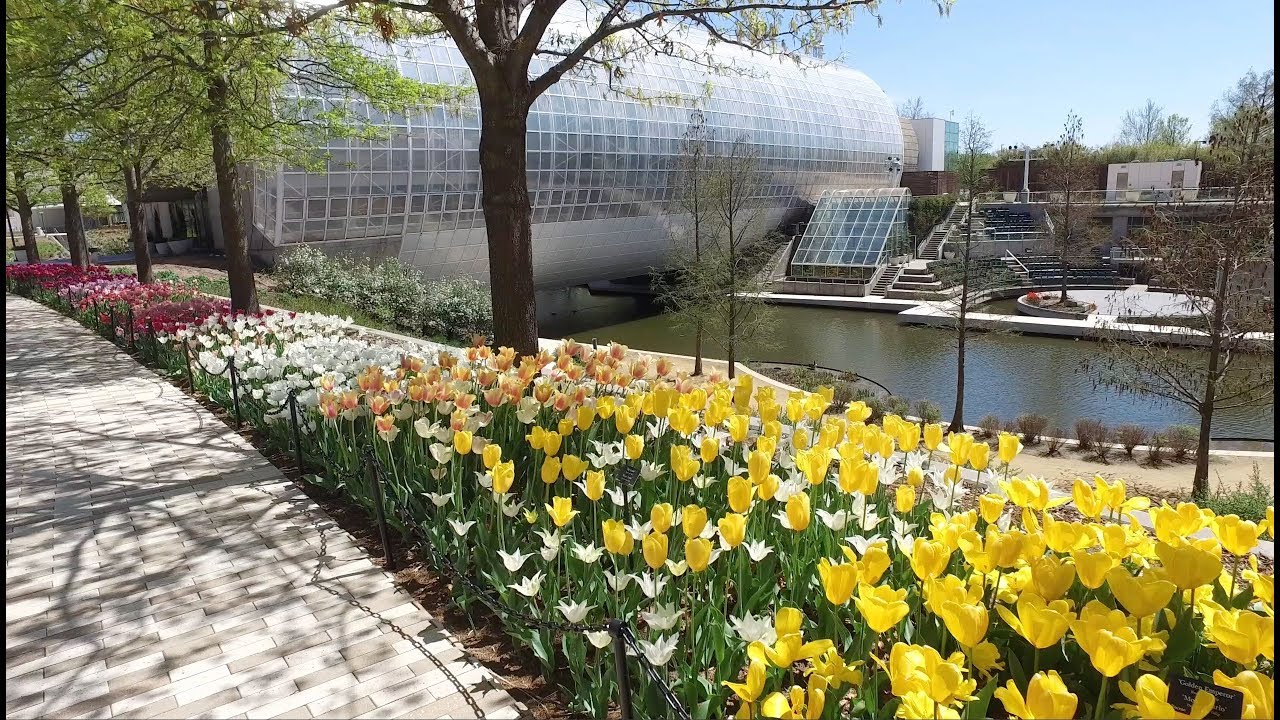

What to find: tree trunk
left=1192, top=259, right=1230, bottom=498
left=949, top=203, right=973, bottom=433
left=1059, top=186, right=1071, bottom=305
left=13, top=171, right=41, bottom=264
left=693, top=324, right=704, bottom=376
left=60, top=181, right=89, bottom=269
left=207, top=78, right=257, bottom=313
left=476, top=88, right=538, bottom=354
left=123, top=164, right=153, bottom=283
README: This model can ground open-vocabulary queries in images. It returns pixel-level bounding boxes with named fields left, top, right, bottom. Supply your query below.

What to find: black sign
left=616, top=465, right=640, bottom=487
left=1168, top=675, right=1244, bottom=720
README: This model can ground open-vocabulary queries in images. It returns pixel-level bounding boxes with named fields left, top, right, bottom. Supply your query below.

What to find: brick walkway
left=5, top=296, right=522, bottom=720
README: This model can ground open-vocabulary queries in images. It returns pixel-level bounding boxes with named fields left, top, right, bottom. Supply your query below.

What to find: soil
left=126, top=353, right=582, bottom=720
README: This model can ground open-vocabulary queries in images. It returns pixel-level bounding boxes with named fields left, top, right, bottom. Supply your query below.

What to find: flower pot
left=155, top=242, right=173, bottom=256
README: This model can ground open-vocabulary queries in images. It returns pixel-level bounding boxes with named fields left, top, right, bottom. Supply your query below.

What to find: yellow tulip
left=785, top=492, right=811, bottom=532
left=718, top=513, right=747, bottom=548
left=542, top=430, right=563, bottom=457
left=906, top=466, right=926, bottom=489
left=560, top=453, right=588, bottom=481
left=999, top=476, right=1069, bottom=512
left=615, top=405, right=637, bottom=434
left=557, top=417, right=575, bottom=437
left=997, top=432, right=1022, bottom=465
left=482, top=443, right=502, bottom=470
left=882, top=642, right=976, bottom=707
left=1071, top=477, right=1106, bottom=520
left=996, top=594, right=1073, bottom=649
left=652, top=384, right=676, bottom=417
left=670, top=444, right=701, bottom=482
left=1155, top=541, right=1222, bottom=590
left=698, top=436, right=719, bottom=464
left=774, top=607, right=804, bottom=636
left=1107, top=567, right=1175, bottom=618
left=1042, top=515, right=1097, bottom=553
left=668, top=406, right=699, bottom=436
left=1069, top=549, right=1117, bottom=590
left=726, top=414, right=750, bottom=444
left=685, top=537, right=713, bottom=572
left=681, top=504, right=707, bottom=538
left=968, top=442, right=990, bottom=472
left=846, top=401, right=872, bottom=423
left=650, top=503, right=675, bottom=534
left=727, top=476, right=754, bottom=513
left=1213, top=515, right=1262, bottom=556
left=1204, top=607, right=1273, bottom=666
left=978, top=494, right=1006, bottom=524
left=602, top=519, right=633, bottom=555
left=939, top=601, right=989, bottom=648
left=896, top=485, right=916, bottom=514
left=595, top=395, right=616, bottom=420
left=1070, top=602, right=1147, bottom=677
left=858, top=543, right=892, bottom=586
left=540, top=456, right=561, bottom=484
left=1151, top=502, right=1211, bottom=545
left=624, top=433, right=644, bottom=460
left=993, top=671, right=1078, bottom=720
left=817, top=559, right=858, bottom=605
left=923, top=423, right=944, bottom=451
left=854, top=584, right=910, bottom=633
left=642, top=531, right=669, bottom=570
left=732, top=376, right=753, bottom=412
left=583, top=470, right=605, bottom=502
left=492, top=460, right=515, bottom=494
left=910, top=539, right=952, bottom=581
left=723, top=659, right=767, bottom=707
left=1212, top=670, right=1273, bottom=720
left=758, top=473, right=780, bottom=502
left=1028, top=554, right=1076, bottom=601
left=575, top=404, right=595, bottom=431
left=1114, top=674, right=1214, bottom=720
left=453, top=430, right=474, bottom=455
left=947, top=432, right=974, bottom=466
left=526, top=426, right=547, bottom=450
left=924, top=574, right=983, bottom=617
left=545, top=496, right=578, bottom=527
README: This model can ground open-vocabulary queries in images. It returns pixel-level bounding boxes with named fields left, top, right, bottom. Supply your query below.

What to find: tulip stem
left=1032, top=647, right=1040, bottom=675
left=1094, top=676, right=1109, bottom=720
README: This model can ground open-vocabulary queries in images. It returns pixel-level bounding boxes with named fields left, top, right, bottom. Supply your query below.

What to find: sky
left=827, top=0, right=1275, bottom=147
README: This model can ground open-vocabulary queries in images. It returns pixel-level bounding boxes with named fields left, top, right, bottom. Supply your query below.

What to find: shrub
left=423, top=275, right=493, bottom=343
left=273, top=245, right=335, bottom=297
left=884, top=395, right=911, bottom=418
left=913, top=400, right=942, bottom=424
left=1074, top=419, right=1104, bottom=451
left=1146, top=433, right=1167, bottom=466
left=864, top=396, right=886, bottom=424
left=1166, top=425, right=1198, bottom=461
left=1091, top=424, right=1112, bottom=463
left=1045, top=427, right=1066, bottom=457
left=830, top=384, right=856, bottom=412
left=978, top=415, right=1003, bottom=439
left=1015, top=413, right=1050, bottom=445
left=1201, top=463, right=1273, bottom=522
left=1114, top=424, right=1149, bottom=459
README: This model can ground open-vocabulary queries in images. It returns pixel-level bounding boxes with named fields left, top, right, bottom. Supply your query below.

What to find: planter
left=154, top=242, right=173, bottom=256
left=168, top=238, right=192, bottom=256
left=1016, top=294, right=1095, bottom=319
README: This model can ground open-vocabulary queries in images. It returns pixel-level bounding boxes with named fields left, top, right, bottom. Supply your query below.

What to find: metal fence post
left=288, top=390, right=306, bottom=474
left=127, top=307, right=136, bottom=351
left=181, top=338, right=196, bottom=390
left=228, top=357, right=242, bottom=428
left=608, top=620, right=634, bottom=720
left=108, top=305, right=117, bottom=341
left=147, top=319, right=156, bottom=363
left=363, top=451, right=397, bottom=571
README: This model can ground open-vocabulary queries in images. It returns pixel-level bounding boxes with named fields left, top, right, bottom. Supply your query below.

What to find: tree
left=1157, top=113, right=1193, bottom=146
left=1041, top=111, right=1104, bottom=306
left=941, top=113, right=996, bottom=432
left=655, top=111, right=715, bottom=376
left=660, top=137, right=776, bottom=379
left=5, top=159, right=59, bottom=263
left=1118, top=99, right=1166, bottom=145
left=897, top=96, right=929, bottom=119
left=1091, top=69, right=1274, bottom=499
left=368, top=0, right=940, bottom=353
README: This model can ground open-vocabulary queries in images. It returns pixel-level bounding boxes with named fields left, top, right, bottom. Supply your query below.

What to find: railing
left=979, top=187, right=1268, bottom=206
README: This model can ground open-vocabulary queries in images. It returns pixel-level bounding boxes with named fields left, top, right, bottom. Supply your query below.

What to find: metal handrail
left=978, top=186, right=1269, bottom=206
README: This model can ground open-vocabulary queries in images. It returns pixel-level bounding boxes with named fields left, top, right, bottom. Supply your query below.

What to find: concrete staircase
left=918, top=200, right=966, bottom=260
left=760, top=236, right=796, bottom=284
left=884, top=261, right=943, bottom=299
left=868, top=263, right=903, bottom=296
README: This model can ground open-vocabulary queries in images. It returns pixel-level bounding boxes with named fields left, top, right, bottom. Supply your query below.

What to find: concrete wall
left=1107, top=160, right=1202, bottom=193
left=899, top=118, right=920, bottom=172
left=772, top=279, right=867, bottom=297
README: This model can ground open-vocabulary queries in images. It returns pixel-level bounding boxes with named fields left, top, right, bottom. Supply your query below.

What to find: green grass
left=1200, top=463, right=1273, bottom=522
left=86, top=226, right=133, bottom=254
left=6, top=240, right=69, bottom=262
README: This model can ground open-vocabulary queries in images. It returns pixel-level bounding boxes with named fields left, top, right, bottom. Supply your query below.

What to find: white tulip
left=637, top=634, right=680, bottom=666
left=447, top=519, right=475, bottom=536
left=641, top=603, right=682, bottom=632
left=508, top=571, right=544, bottom=598
left=556, top=600, right=595, bottom=624
left=497, top=549, right=533, bottom=573
left=728, top=612, right=777, bottom=646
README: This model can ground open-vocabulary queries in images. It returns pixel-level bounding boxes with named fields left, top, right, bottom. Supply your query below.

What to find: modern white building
left=1106, top=159, right=1203, bottom=200
left=910, top=117, right=959, bottom=172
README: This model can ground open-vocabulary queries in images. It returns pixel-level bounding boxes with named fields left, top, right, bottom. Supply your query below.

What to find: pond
left=536, top=288, right=1274, bottom=440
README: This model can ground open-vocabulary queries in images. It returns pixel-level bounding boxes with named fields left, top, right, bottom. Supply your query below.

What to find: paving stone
left=4, top=296, right=520, bottom=720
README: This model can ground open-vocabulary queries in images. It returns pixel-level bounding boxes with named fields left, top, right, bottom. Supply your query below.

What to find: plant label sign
left=1168, top=675, right=1243, bottom=719
left=616, top=465, right=640, bottom=487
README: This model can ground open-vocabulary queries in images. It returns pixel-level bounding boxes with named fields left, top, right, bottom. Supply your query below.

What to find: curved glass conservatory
left=248, top=35, right=903, bottom=287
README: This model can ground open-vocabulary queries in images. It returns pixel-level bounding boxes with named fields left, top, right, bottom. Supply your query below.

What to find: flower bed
left=8, top=262, right=1275, bottom=720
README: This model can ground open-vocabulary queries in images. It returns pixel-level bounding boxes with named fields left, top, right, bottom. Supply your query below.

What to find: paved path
left=5, top=296, right=522, bottom=720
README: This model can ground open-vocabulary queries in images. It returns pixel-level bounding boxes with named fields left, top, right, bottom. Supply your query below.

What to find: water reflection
left=537, top=288, right=1274, bottom=440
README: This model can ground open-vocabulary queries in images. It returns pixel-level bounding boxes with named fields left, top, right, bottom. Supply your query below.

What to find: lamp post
left=1007, top=144, right=1032, bottom=202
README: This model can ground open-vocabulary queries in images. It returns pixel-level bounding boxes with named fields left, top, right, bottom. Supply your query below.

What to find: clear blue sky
left=828, top=0, right=1275, bottom=147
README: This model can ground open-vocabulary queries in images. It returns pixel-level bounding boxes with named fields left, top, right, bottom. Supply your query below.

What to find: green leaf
left=529, top=629, right=554, bottom=671
left=963, top=678, right=998, bottom=720
left=1007, top=648, right=1028, bottom=689
left=1162, top=614, right=1199, bottom=667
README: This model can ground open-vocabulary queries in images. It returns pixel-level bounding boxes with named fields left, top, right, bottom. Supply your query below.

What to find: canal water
left=536, top=288, right=1274, bottom=440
